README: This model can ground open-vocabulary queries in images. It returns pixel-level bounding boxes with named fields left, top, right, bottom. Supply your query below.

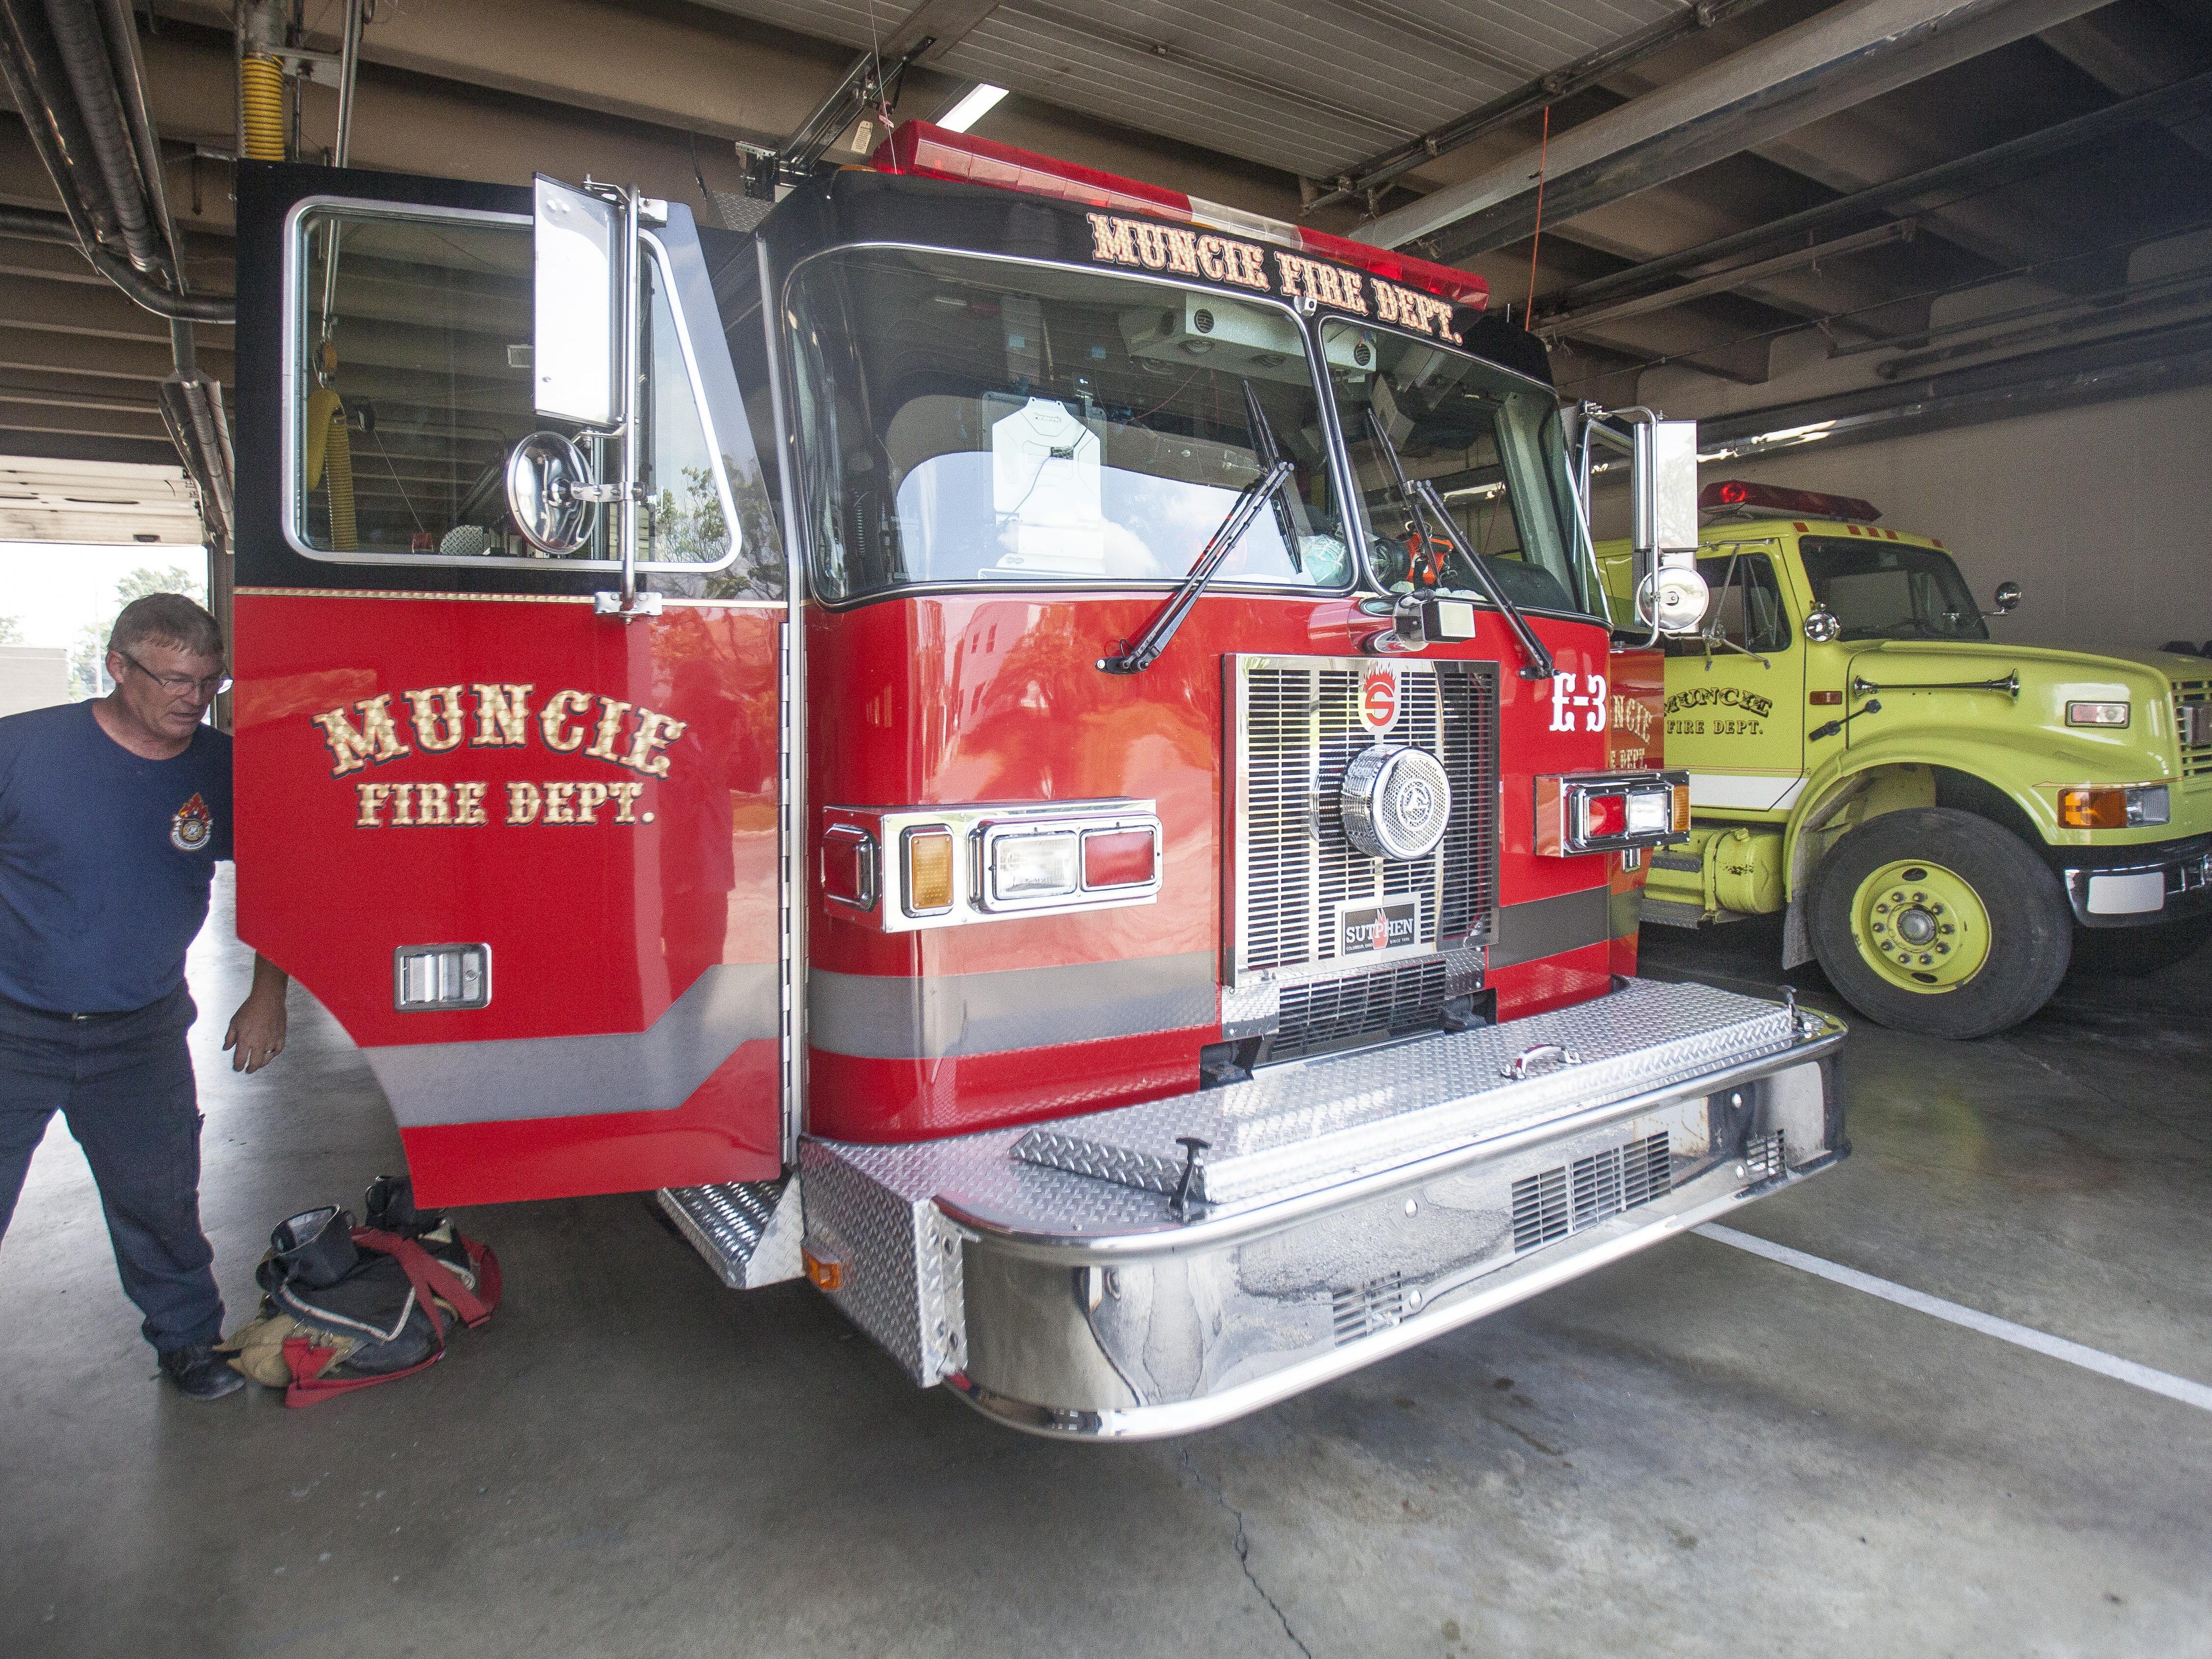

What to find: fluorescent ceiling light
left=938, top=84, right=1008, bottom=133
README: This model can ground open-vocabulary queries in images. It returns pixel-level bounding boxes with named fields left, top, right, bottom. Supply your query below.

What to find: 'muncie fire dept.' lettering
left=310, top=683, right=685, bottom=831
left=1084, top=213, right=1464, bottom=345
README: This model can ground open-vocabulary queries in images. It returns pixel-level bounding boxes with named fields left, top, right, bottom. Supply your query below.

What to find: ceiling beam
left=1547, top=69, right=2212, bottom=312
left=2040, top=7, right=2212, bottom=153
left=1360, top=0, right=2113, bottom=258
left=1538, top=219, right=1919, bottom=338
left=1303, top=0, right=1785, bottom=215
left=0, top=324, right=228, bottom=384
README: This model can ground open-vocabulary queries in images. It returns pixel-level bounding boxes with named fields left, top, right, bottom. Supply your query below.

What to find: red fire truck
left=227, top=122, right=1844, bottom=1438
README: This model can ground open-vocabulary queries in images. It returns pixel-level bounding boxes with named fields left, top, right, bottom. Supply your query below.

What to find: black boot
left=159, top=1341, right=246, bottom=1400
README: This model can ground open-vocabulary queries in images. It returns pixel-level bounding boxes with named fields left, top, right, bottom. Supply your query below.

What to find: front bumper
left=798, top=978, right=1846, bottom=1440
left=2059, top=831, right=2212, bottom=928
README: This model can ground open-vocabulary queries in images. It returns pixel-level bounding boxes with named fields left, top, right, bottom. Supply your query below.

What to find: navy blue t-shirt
left=0, top=701, right=233, bottom=1013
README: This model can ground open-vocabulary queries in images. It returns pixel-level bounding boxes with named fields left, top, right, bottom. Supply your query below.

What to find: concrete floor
left=5, top=871, right=2210, bottom=1659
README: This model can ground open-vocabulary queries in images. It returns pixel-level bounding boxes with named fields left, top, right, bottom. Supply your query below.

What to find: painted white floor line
left=1695, top=1223, right=2212, bottom=1415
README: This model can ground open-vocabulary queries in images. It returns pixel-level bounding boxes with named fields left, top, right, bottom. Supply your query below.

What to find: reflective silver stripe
left=809, top=951, right=1219, bottom=1061
left=1488, top=887, right=1611, bottom=969
left=1609, top=884, right=1643, bottom=941
left=364, top=962, right=779, bottom=1127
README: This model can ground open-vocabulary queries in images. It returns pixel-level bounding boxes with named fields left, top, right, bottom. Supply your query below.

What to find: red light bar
left=1701, top=479, right=1881, bottom=523
left=875, top=121, right=1489, bottom=311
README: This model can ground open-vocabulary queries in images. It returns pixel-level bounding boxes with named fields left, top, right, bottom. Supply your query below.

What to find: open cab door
left=229, top=162, right=792, bottom=1205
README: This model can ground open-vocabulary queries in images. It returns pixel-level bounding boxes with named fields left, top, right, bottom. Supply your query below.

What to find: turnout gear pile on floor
left=218, top=1177, right=500, bottom=1405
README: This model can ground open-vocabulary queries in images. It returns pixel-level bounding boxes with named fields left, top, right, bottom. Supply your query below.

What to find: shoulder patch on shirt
left=171, top=792, right=214, bottom=852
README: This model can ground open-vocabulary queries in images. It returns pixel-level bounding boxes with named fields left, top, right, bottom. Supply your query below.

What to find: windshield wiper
left=1098, top=381, right=1295, bottom=675
left=1243, top=380, right=1303, bottom=575
left=1365, top=409, right=1555, bottom=680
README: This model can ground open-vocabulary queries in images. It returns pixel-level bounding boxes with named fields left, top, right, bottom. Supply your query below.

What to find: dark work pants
left=0, top=984, right=223, bottom=1353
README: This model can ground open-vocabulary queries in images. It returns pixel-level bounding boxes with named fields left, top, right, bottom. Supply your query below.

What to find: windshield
left=1321, top=319, right=1591, bottom=616
left=787, top=248, right=1352, bottom=601
left=1799, top=537, right=1988, bottom=641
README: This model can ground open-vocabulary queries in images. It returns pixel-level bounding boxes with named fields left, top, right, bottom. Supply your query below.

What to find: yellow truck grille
left=2176, top=680, right=2212, bottom=780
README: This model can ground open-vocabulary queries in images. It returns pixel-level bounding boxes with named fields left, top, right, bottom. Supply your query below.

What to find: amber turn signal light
left=903, top=826, right=956, bottom=914
left=2058, top=784, right=2170, bottom=829
left=802, top=1249, right=844, bottom=1291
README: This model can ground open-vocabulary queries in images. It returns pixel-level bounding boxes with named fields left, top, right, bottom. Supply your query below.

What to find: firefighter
left=0, top=593, right=290, bottom=1400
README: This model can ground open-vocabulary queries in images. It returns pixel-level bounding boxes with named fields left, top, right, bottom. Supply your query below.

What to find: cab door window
left=288, top=201, right=768, bottom=592
left=1672, top=549, right=1790, bottom=656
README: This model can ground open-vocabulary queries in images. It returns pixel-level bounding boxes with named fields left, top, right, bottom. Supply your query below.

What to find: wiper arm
left=1242, top=379, right=1302, bottom=575
left=1410, top=478, right=1555, bottom=680
left=1097, top=456, right=1294, bottom=674
left=1365, top=409, right=1554, bottom=680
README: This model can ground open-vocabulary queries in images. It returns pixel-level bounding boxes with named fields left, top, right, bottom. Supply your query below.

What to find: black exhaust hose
left=42, top=0, right=161, bottom=273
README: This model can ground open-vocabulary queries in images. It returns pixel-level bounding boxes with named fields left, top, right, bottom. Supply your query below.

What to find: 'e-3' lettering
left=311, top=686, right=687, bottom=779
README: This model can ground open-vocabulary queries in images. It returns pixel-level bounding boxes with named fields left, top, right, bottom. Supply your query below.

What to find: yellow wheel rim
left=1849, top=858, right=1991, bottom=994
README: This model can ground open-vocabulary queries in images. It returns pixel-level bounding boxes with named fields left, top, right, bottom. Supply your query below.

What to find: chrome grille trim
left=1228, top=656, right=1498, bottom=1028
left=1741, top=1129, right=1786, bottom=1179
left=1331, top=1272, right=1407, bottom=1346
left=1512, top=1131, right=1672, bottom=1252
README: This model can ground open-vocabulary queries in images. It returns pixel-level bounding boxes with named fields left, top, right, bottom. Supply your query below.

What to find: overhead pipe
left=0, top=0, right=234, bottom=544
left=332, top=0, right=363, bottom=167
left=92, top=0, right=184, bottom=268
left=44, top=0, right=160, bottom=272
left=0, top=5, right=232, bottom=319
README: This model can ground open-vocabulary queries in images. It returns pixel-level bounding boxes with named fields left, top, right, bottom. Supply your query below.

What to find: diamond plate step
left=1012, top=980, right=1795, bottom=1207
left=657, top=1177, right=803, bottom=1289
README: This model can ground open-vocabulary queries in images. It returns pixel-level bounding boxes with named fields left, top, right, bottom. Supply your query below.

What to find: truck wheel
left=1810, top=808, right=2071, bottom=1039
left=2068, top=915, right=2212, bottom=978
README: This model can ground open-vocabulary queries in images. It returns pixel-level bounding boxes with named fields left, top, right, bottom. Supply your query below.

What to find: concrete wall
left=1595, top=382, right=2212, bottom=660
left=0, top=646, right=70, bottom=719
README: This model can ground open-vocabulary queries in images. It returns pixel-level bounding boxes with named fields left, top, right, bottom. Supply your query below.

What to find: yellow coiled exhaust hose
left=240, top=54, right=286, bottom=162
left=305, top=385, right=357, bottom=550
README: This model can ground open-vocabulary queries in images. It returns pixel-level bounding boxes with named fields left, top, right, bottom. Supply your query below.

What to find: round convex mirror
left=505, top=431, right=596, bottom=555
left=1992, top=580, right=2022, bottom=614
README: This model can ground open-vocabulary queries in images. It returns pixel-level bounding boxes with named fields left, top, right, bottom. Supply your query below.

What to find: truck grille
left=1230, top=656, right=1497, bottom=1052
left=1511, top=1132, right=1673, bottom=1252
left=1273, top=957, right=1449, bottom=1060
left=2176, top=680, right=2212, bottom=779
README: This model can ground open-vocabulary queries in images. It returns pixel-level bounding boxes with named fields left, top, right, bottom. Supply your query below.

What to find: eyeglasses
left=118, top=650, right=231, bottom=700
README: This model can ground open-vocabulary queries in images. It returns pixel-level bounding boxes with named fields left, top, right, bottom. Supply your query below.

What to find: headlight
left=2065, top=701, right=2129, bottom=728
left=988, top=831, right=1080, bottom=902
left=2057, top=784, right=2170, bottom=829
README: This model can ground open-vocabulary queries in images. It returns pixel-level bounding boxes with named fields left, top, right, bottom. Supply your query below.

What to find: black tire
left=2067, top=915, right=2212, bottom=978
left=1810, top=807, right=2072, bottom=1039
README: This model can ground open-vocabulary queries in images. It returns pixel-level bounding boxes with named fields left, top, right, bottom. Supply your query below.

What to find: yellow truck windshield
left=1799, top=537, right=1989, bottom=642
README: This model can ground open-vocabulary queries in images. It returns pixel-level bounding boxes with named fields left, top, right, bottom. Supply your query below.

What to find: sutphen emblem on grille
left=1341, top=743, right=1453, bottom=860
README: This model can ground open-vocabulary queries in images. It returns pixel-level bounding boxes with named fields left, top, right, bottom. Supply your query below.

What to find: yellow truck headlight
left=2058, top=784, right=2169, bottom=829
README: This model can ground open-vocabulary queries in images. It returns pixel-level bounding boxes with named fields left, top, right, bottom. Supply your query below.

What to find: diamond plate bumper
left=799, top=979, right=1846, bottom=1438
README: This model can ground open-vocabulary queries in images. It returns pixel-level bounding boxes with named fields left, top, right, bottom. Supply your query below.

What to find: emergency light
left=1534, top=771, right=1690, bottom=858
left=1700, top=479, right=1882, bottom=523
left=873, top=121, right=1491, bottom=310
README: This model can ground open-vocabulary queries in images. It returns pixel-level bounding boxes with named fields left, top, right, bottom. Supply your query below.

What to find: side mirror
left=531, top=175, right=619, bottom=427
left=1804, top=607, right=1842, bottom=644
left=1631, top=418, right=1707, bottom=633
left=1989, top=580, right=2021, bottom=615
left=506, top=431, right=596, bottom=554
